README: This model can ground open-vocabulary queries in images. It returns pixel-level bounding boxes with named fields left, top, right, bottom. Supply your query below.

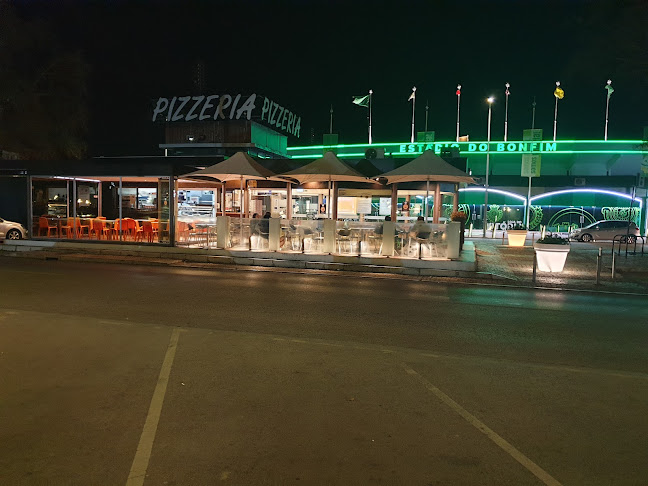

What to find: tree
left=0, top=0, right=89, bottom=159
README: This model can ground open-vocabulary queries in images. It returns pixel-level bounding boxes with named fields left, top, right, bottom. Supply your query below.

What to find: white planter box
left=507, top=230, right=528, bottom=247
left=533, top=243, right=570, bottom=272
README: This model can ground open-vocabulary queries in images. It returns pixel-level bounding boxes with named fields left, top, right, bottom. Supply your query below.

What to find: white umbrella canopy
left=378, top=150, right=475, bottom=184
left=182, top=151, right=284, bottom=181
left=279, top=151, right=370, bottom=183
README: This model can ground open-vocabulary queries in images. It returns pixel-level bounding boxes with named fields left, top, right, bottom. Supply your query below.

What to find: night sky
left=13, top=0, right=648, bottom=156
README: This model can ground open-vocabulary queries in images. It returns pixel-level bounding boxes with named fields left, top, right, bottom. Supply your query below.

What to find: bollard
left=469, top=222, right=473, bottom=237
left=532, top=253, right=537, bottom=284
left=596, top=247, right=602, bottom=285
left=611, top=251, right=616, bottom=279
left=502, top=231, right=506, bottom=245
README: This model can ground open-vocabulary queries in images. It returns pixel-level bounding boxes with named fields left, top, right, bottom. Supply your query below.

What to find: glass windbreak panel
left=286, top=219, right=323, bottom=253
left=32, top=178, right=68, bottom=238
left=176, top=219, right=217, bottom=249
left=334, top=220, right=382, bottom=256
left=229, top=217, right=252, bottom=250
left=396, top=222, right=448, bottom=259
left=76, top=182, right=99, bottom=218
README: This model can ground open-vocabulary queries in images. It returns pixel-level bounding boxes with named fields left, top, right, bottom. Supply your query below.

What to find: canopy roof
left=378, top=150, right=475, bottom=184
left=280, top=151, right=370, bottom=184
left=182, top=151, right=284, bottom=182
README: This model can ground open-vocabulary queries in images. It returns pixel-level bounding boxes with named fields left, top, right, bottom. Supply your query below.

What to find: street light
left=483, top=96, right=494, bottom=237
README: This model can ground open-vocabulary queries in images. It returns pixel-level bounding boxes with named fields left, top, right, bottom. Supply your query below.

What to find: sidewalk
left=471, top=237, right=648, bottom=294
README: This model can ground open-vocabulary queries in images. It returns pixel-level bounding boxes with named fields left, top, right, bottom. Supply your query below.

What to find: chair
left=75, top=218, right=90, bottom=238
left=123, top=218, right=138, bottom=240
left=38, top=217, right=59, bottom=237
left=90, top=219, right=110, bottom=240
left=136, top=220, right=156, bottom=243
left=414, top=231, right=439, bottom=259
left=337, top=228, right=355, bottom=254
left=59, top=218, right=75, bottom=238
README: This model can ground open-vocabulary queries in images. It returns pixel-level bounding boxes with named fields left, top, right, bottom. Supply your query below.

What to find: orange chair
left=38, top=217, right=59, bottom=237
left=126, top=219, right=139, bottom=240
left=137, top=220, right=157, bottom=243
left=113, top=218, right=125, bottom=239
left=75, top=218, right=90, bottom=238
left=90, top=219, right=110, bottom=240
left=59, top=218, right=75, bottom=238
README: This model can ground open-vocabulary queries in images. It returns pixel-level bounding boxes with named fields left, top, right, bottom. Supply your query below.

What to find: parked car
left=569, top=220, right=639, bottom=242
left=0, top=217, right=28, bottom=240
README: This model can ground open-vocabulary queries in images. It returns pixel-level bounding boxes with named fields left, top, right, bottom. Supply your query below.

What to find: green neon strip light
left=289, top=150, right=642, bottom=159
left=287, top=139, right=644, bottom=151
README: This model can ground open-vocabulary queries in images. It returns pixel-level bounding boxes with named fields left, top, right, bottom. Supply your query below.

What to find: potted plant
left=533, top=234, right=570, bottom=272
left=450, top=210, right=468, bottom=251
left=506, top=223, right=528, bottom=247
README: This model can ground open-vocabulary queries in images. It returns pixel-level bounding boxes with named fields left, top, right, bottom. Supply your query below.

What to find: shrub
left=536, top=234, right=569, bottom=245
left=450, top=210, right=468, bottom=223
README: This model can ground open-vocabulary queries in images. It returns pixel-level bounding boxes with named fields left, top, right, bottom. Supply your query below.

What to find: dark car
left=569, top=220, right=640, bottom=242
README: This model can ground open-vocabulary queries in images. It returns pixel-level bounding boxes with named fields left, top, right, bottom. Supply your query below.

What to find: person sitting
left=375, top=215, right=391, bottom=235
left=250, top=213, right=260, bottom=234
left=257, top=211, right=271, bottom=237
left=409, top=216, right=432, bottom=239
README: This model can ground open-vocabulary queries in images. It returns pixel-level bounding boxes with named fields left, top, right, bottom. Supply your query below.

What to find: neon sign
left=398, top=142, right=556, bottom=154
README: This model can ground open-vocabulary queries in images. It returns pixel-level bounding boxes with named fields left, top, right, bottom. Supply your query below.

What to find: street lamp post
left=483, top=97, right=494, bottom=237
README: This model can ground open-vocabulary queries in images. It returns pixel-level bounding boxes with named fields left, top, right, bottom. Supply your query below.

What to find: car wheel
left=6, top=229, right=22, bottom=240
left=580, top=233, right=593, bottom=242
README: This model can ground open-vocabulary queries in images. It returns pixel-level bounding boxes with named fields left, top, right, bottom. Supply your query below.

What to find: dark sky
left=14, top=0, right=648, bottom=155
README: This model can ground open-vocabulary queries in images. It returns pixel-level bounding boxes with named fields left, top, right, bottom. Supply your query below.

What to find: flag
left=605, top=80, right=614, bottom=99
left=408, top=89, right=416, bottom=101
left=352, top=95, right=369, bottom=108
left=554, top=85, right=564, bottom=100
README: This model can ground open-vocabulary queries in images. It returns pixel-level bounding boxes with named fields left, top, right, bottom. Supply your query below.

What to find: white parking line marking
left=402, top=363, right=562, bottom=486
left=126, top=327, right=181, bottom=486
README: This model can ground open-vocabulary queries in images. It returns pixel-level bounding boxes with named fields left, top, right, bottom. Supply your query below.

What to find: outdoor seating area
left=36, top=216, right=164, bottom=242
left=175, top=216, right=454, bottom=260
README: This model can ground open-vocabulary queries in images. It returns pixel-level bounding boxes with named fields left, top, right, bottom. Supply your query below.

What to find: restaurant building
left=1, top=90, right=646, bottom=249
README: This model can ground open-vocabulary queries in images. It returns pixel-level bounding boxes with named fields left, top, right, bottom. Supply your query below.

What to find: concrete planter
left=533, top=243, right=570, bottom=272
left=506, top=229, right=528, bottom=247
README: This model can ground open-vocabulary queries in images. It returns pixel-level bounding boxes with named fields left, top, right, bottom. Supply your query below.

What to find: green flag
left=352, top=95, right=369, bottom=108
left=605, top=80, right=614, bottom=99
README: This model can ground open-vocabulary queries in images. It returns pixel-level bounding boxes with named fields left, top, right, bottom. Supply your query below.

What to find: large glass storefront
left=32, top=177, right=171, bottom=243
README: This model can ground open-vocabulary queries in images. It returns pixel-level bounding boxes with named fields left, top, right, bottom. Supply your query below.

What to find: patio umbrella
left=182, top=151, right=284, bottom=232
left=279, top=151, right=371, bottom=219
left=377, top=150, right=474, bottom=222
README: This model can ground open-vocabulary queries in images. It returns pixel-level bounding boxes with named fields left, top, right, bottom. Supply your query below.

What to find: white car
left=0, top=217, right=27, bottom=240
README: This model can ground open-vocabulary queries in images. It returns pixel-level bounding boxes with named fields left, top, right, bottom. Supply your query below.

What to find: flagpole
left=604, top=79, right=612, bottom=141
left=368, top=90, right=373, bottom=144
left=329, top=105, right=333, bottom=134
left=456, top=85, right=461, bottom=142
left=504, top=83, right=510, bottom=142
left=425, top=100, right=429, bottom=132
left=553, top=81, right=560, bottom=142
left=410, top=86, right=416, bottom=143
left=527, top=96, right=536, bottom=230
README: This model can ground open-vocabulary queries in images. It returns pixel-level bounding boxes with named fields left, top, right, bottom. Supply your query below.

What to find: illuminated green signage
left=398, top=141, right=556, bottom=154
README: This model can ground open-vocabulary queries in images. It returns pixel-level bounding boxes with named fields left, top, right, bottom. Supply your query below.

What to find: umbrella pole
left=240, top=175, right=243, bottom=243
left=425, top=177, right=430, bottom=222
left=221, top=183, right=225, bottom=217
left=327, top=177, right=331, bottom=219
